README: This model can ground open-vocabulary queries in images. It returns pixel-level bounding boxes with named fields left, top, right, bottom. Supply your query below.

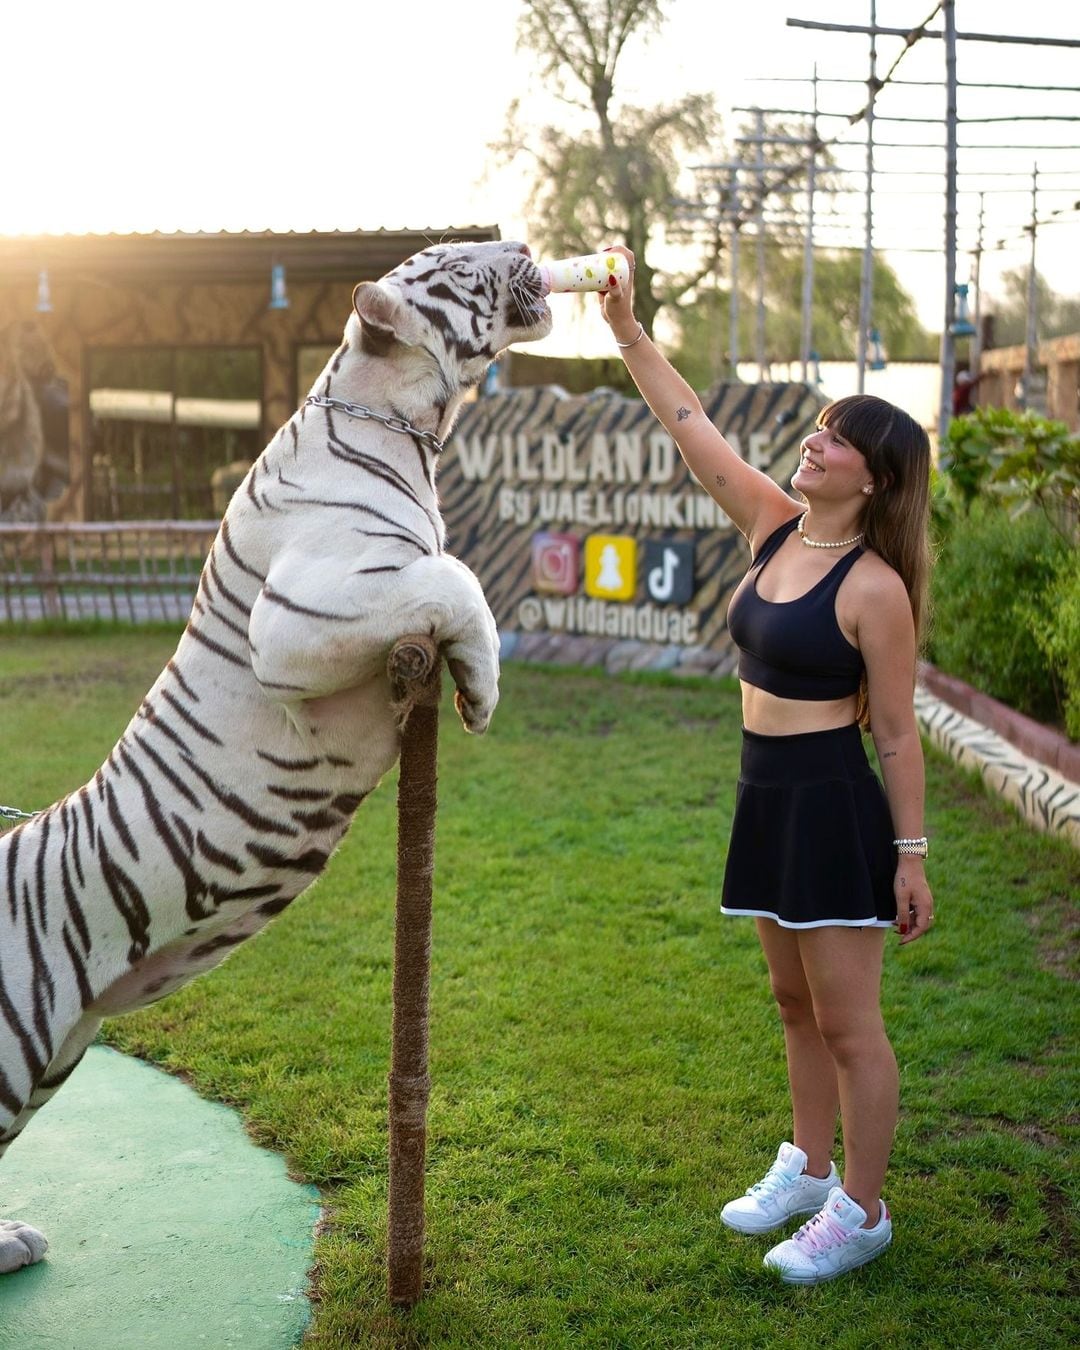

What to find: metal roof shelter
left=0, top=227, right=499, bottom=521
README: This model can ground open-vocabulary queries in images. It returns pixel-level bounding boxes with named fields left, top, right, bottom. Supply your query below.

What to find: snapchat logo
left=584, top=535, right=636, bottom=601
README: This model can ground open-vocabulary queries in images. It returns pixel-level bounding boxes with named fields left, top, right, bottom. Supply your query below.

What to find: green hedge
left=931, top=408, right=1079, bottom=738
left=929, top=500, right=1069, bottom=725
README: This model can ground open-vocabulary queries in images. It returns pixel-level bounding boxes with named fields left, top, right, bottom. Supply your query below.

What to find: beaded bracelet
left=893, top=836, right=928, bottom=857
left=615, top=322, right=646, bottom=349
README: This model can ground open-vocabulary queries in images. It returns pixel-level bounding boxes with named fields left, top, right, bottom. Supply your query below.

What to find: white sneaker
left=720, top=1142, right=840, bottom=1234
left=764, top=1185, right=892, bottom=1284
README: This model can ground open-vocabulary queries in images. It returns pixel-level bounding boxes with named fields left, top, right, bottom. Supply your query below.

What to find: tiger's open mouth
left=508, top=263, right=550, bottom=332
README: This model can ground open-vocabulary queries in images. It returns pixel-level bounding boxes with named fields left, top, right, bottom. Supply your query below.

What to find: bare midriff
left=741, top=684, right=859, bottom=737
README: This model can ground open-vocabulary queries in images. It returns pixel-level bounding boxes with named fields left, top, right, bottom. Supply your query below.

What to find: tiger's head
left=345, top=241, right=551, bottom=409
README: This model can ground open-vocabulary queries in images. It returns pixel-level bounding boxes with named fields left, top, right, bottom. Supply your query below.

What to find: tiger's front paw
left=453, top=684, right=497, bottom=735
left=0, top=1220, right=48, bottom=1274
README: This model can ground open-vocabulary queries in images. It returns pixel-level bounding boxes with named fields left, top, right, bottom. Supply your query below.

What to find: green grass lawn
left=1, top=630, right=1077, bottom=1348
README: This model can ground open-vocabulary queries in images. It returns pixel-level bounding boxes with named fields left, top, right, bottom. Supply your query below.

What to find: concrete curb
left=914, top=683, right=1080, bottom=851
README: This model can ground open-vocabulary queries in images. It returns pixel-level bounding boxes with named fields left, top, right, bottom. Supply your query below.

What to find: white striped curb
left=915, top=684, right=1080, bottom=851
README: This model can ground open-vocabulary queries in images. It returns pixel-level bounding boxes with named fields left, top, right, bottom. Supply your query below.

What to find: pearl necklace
left=797, top=512, right=864, bottom=550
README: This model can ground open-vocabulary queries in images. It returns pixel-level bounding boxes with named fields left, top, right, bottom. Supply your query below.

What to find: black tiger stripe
left=22, top=889, right=56, bottom=1055
left=116, top=744, right=213, bottom=921
left=350, top=565, right=402, bottom=575
left=267, top=785, right=334, bottom=802
left=98, top=838, right=152, bottom=963
left=0, top=973, right=45, bottom=1085
left=58, top=841, right=91, bottom=955
left=37, top=1054, right=86, bottom=1093
left=104, top=780, right=140, bottom=863
left=189, top=930, right=253, bottom=960
left=178, top=753, right=298, bottom=838
left=259, top=585, right=356, bottom=622
left=167, top=658, right=201, bottom=702
left=257, top=894, right=297, bottom=916
left=60, top=800, right=85, bottom=891
left=138, top=698, right=196, bottom=760
left=62, top=925, right=94, bottom=1009
left=158, top=687, right=224, bottom=746
left=0, top=1065, right=23, bottom=1117
left=219, top=519, right=266, bottom=581
left=290, top=809, right=343, bottom=830
left=171, top=813, right=194, bottom=852
left=129, top=731, right=203, bottom=811
left=5, top=825, right=20, bottom=922
left=210, top=883, right=283, bottom=902
left=257, top=750, right=323, bottom=771
left=353, top=527, right=431, bottom=555
left=209, top=555, right=253, bottom=616
left=195, top=831, right=244, bottom=874
left=200, top=598, right=252, bottom=644
left=77, top=785, right=96, bottom=851
left=245, top=842, right=329, bottom=873
left=281, top=496, right=435, bottom=552
left=32, top=809, right=52, bottom=933
left=244, top=466, right=264, bottom=512
left=184, top=619, right=250, bottom=668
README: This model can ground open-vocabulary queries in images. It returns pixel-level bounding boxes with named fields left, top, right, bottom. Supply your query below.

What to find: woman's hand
left=597, top=245, right=638, bottom=340
left=895, top=859, right=934, bottom=944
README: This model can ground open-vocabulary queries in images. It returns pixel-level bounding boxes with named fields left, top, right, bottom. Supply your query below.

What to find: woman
left=599, top=247, right=935, bottom=1285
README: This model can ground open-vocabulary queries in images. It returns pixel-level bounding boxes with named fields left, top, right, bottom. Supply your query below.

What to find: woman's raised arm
left=598, top=246, right=797, bottom=545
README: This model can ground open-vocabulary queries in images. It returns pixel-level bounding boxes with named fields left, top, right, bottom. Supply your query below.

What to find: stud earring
left=862, top=485, right=873, bottom=495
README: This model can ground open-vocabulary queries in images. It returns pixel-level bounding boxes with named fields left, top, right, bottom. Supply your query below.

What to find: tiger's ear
left=352, top=281, right=408, bottom=356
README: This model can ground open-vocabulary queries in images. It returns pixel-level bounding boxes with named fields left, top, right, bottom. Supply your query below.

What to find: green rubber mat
left=0, top=1046, right=319, bottom=1349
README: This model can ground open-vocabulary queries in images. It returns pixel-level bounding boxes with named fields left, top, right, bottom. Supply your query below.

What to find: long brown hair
left=817, top=394, right=932, bottom=728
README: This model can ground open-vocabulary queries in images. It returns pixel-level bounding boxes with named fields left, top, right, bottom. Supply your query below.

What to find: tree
left=670, top=248, right=936, bottom=390
left=984, top=268, right=1080, bottom=348
left=497, top=0, right=720, bottom=338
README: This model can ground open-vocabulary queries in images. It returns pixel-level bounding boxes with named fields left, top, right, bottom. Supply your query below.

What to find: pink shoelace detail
left=792, top=1208, right=853, bottom=1256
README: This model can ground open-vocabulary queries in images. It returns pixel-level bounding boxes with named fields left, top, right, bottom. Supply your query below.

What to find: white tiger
left=0, top=240, right=552, bottom=1273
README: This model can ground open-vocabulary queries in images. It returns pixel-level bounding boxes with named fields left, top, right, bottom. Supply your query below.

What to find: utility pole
left=800, top=65, right=819, bottom=383
left=755, top=108, right=768, bottom=381
left=856, top=0, right=877, bottom=394
left=970, top=192, right=985, bottom=372
left=729, top=165, right=741, bottom=378
left=1022, top=163, right=1040, bottom=410
left=938, top=0, right=959, bottom=442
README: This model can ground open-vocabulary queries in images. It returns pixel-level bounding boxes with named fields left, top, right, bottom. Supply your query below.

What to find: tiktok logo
left=644, top=540, right=695, bottom=605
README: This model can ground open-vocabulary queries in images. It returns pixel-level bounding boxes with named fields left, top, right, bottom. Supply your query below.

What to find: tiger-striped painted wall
left=440, top=380, right=823, bottom=664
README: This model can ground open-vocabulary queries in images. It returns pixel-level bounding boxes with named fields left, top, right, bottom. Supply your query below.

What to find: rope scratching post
left=386, top=634, right=442, bottom=1308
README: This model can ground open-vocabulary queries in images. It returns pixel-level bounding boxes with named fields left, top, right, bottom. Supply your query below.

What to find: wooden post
left=385, top=634, right=442, bottom=1308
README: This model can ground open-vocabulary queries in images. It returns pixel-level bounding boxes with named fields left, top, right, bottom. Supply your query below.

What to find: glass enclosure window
left=87, top=347, right=261, bottom=521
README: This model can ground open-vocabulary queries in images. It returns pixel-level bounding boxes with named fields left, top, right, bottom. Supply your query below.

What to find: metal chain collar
left=305, top=395, right=445, bottom=456
left=1, top=804, right=37, bottom=827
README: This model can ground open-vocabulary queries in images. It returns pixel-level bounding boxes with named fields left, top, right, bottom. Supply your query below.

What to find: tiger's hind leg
left=0, top=1012, right=102, bottom=1274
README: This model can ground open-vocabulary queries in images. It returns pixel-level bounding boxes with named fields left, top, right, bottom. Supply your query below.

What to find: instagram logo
left=531, top=532, right=580, bottom=595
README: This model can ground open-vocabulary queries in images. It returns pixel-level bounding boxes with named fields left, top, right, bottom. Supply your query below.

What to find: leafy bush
left=941, top=405, right=1080, bottom=527
left=928, top=499, right=1069, bottom=725
left=1035, top=548, right=1080, bottom=740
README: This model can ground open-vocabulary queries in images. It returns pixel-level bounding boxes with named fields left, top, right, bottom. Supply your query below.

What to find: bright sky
left=3, top=1, right=1077, bottom=355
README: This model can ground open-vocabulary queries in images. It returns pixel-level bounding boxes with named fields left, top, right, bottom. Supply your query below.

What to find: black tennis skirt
left=721, top=724, right=897, bottom=929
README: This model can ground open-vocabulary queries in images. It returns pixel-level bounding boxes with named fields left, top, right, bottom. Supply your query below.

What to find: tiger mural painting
left=0, top=241, right=553, bottom=1273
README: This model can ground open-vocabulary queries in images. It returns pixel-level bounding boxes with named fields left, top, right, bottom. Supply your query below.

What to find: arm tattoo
left=715, top=474, right=727, bottom=487
left=676, top=406, right=691, bottom=421
left=881, top=751, right=897, bottom=760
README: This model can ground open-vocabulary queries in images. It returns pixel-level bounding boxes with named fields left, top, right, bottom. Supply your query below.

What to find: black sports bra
left=727, top=516, right=865, bottom=700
